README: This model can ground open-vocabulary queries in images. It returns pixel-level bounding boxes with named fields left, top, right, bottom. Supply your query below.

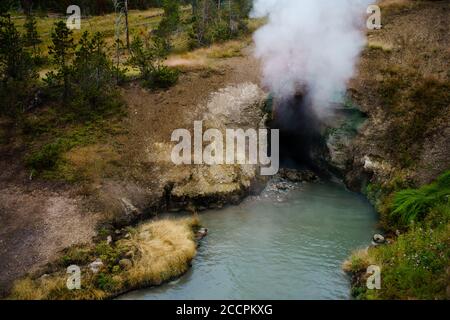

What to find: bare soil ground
left=0, top=43, right=261, bottom=295
left=0, top=142, right=100, bottom=294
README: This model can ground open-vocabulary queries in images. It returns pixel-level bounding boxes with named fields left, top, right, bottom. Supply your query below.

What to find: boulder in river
left=372, top=234, right=386, bottom=245
left=278, top=168, right=318, bottom=183
left=196, top=228, right=208, bottom=240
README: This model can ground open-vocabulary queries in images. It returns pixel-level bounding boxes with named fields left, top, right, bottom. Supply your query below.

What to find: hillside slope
left=343, top=0, right=450, bottom=300
left=347, top=0, right=450, bottom=193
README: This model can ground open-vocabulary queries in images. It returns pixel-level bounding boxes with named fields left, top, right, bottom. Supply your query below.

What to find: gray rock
left=278, top=168, right=318, bottom=183
left=196, top=228, right=208, bottom=240
left=39, top=274, right=50, bottom=281
left=372, top=234, right=386, bottom=245
left=89, top=259, right=103, bottom=273
left=121, top=198, right=139, bottom=216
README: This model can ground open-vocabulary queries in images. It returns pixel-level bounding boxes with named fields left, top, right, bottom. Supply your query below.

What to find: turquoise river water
left=119, top=180, right=377, bottom=300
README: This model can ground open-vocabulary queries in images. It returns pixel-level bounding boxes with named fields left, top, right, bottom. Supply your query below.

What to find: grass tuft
left=391, top=171, right=450, bottom=227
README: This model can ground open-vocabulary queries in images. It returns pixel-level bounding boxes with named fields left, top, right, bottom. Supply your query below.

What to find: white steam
left=252, top=0, right=371, bottom=110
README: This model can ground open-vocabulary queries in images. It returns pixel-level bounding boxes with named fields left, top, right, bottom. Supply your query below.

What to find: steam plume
left=252, top=0, right=371, bottom=111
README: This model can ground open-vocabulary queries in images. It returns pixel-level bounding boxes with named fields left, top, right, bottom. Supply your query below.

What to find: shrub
left=210, top=20, right=233, bottom=42
left=390, top=171, right=450, bottom=227
left=61, top=245, right=93, bottom=266
left=145, top=65, right=179, bottom=89
left=95, top=273, right=118, bottom=291
left=128, top=35, right=179, bottom=89
left=94, top=242, right=123, bottom=269
left=25, top=142, right=61, bottom=171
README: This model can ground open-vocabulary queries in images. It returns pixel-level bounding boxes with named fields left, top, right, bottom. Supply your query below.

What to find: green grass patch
left=391, top=171, right=450, bottom=228
left=347, top=171, right=450, bottom=300
left=371, top=224, right=448, bottom=300
left=24, top=114, right=124, bottom=182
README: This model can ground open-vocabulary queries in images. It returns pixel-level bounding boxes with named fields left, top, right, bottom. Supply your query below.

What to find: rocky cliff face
left=168, top=83, right=269, bottom=211
left=104, top=82, right=269, bottom=226
left=329, top=1, right=450, bottom=199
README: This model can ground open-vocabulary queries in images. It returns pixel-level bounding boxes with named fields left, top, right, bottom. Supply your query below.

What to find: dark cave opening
left=268, top=94, right=329, bottom=173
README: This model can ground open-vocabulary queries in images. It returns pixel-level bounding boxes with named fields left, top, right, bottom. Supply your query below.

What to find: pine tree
left=189, top=0, right=251, bottom=47
left=0, top=13, right=37, bottom=115
left=24, top=13, right=41, bottom=58
left=73, top=31, right=113, bottom=94
left=48, top=21, right=75, bottom=104
left=71, top=31, right=118, bottom=116
left=0, top=14, right=35, bottom=82
left=0, top=0, right=15, bottom=15
left=155, top=0, right=181, bottom=51
left=190, top=0, right=215, bottom=47
left=156, top=0, right=181, bottom=37
left=128, top=33, right=179, bottom=89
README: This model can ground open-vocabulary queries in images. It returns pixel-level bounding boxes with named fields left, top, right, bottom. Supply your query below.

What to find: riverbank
left=340, top=0, right=450, bottom=300
left=0, top=38, right=266, bottom=296
left=343, top=171, right=450, bottom=299
left=8, top=217, right=199, bottom=300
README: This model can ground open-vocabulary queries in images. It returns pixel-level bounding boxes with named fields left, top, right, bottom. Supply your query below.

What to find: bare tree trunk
left=116, top=39, right=120, bottom=84
left=218, top=0, right=221, bottom=21
left=229, top=0, right=232, bottom=30
left=124, top=0, right=130, bottom=50
left=192, top=0, right=197, bottom=15
left=202, top=0, right=209, bottom=45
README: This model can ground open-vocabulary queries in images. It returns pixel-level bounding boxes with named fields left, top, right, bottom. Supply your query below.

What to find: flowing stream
left=119, top=180, right=377, bottom=300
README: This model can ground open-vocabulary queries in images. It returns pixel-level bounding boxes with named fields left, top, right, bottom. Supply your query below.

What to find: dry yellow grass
left=367, top=40, right=394, bottom=53
left=124, top=218, right=198, bottom=287
left=10, top=277, right=66, bottom=300
left=378, top=0, right=418, bottom=16
left=379, top=0, right=413, bottom=9
left=10, top=275, right=107, bottom=300
left=166, top=38, right=250, bottom=71
left=8, top=217, right=199, bottom=300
